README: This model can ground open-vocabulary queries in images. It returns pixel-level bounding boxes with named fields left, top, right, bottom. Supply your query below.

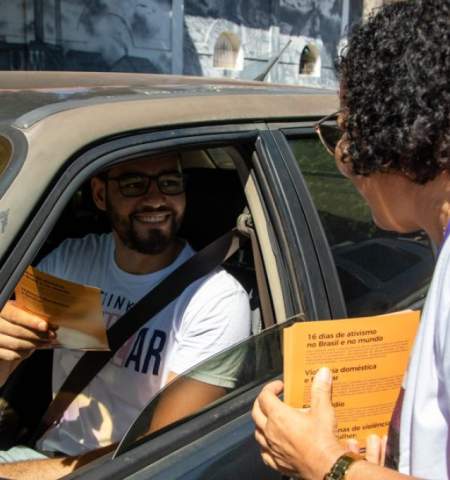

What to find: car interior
left=0, top=143, right=281, bottom=457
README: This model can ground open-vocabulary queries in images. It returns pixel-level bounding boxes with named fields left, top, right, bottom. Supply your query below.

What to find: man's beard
left=106, top=200, right=182, bottom=255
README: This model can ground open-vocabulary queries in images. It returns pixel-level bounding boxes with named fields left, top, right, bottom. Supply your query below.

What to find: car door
left=52, top=122, right=334, bottom=479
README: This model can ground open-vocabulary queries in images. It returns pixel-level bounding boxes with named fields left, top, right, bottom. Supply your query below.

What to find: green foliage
left=289, top=138, right=378, bottom=246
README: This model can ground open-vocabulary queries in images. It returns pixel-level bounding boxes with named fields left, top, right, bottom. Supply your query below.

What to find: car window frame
left=0, top=122, right=292, bottom=437
left=258, top=127, right=347, bottom=320
left=276, top=127, right=349, bottom=318
left=94, top=126, right=332, bottom=471
left=0, top=120, right=334, bottom=479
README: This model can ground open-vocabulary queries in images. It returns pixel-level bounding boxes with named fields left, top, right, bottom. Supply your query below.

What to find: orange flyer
left=15, top=266, right=110, bottom=351
left=283, top=310, right=420, bottom=443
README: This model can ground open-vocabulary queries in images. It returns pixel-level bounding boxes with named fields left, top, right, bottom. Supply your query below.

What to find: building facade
left=0, top=0, right=364, bottom=88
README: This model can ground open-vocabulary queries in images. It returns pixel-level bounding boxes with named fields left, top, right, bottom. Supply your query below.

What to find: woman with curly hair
left=252, top=0, right=450, bottom=479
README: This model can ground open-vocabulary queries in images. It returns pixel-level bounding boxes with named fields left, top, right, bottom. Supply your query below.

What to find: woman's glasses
left=314, top=111, right=343, bottom=157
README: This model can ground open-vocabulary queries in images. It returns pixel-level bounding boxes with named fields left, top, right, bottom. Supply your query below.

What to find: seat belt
left=31, top=228, right=245, bottom=443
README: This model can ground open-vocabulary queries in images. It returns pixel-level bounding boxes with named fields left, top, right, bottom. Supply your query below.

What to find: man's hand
left=0, top=301, right=56, bottom=385
left=252, top=368, right=346, bottom=479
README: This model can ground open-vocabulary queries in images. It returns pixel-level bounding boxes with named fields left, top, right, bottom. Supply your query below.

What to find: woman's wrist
left=323, top=451, right=364, bottom=480
left=313, top=446, right=349, bottom=480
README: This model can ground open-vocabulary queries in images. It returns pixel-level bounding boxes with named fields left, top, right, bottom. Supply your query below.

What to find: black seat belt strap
left=31, top=228, right=244, bottom=443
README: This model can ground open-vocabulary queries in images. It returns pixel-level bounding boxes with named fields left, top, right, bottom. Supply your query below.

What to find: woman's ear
left=91, top=176, right=107, bottom=211
left=336, top=156, right=354, bottom=179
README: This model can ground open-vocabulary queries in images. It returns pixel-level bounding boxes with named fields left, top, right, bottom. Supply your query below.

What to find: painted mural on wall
left=59, top=0, right=172, bottom=71
left=185, top=1, right=272, bottom=30
left=183, top=0, right=273, bottom=78
left=0, top=0, right=173, bottom=73
left=0, top=0, right=352, bottom=87
left=279, top=0, right=343, bottom=65
left=184, top=0, right=344, bottom=87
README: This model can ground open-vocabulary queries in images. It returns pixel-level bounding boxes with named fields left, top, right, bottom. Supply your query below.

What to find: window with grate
left=299, top=45, right=319, bottom=75
left=213, top=32, right=241, bottom=70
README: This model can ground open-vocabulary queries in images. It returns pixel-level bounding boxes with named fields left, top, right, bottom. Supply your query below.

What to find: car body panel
left=0, top=72, right=337, bottom=127
left=124, top=412, right=278, bottom=480
left=0, top=72, right=432, bottom=480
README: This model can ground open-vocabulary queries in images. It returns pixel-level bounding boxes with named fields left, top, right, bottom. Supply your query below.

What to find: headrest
left=179, top=168, right=246, bottom=250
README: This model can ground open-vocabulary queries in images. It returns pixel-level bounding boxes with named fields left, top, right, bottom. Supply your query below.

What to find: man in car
left=0, top=151, right=251, bottom=478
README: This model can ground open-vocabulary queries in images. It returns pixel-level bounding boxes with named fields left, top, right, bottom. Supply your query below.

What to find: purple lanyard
left=444, top=223, right=450, bottom=243
left=439, top=222, right=450, bottom=255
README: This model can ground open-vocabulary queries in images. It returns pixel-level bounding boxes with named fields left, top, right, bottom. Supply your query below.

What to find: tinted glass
left=289, top=136, right=434, bottom=316
left=115, top=322, right=285, bottom=456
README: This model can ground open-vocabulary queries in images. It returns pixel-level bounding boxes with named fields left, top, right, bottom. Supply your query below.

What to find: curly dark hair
left=338, top=0, right=450, bottom=184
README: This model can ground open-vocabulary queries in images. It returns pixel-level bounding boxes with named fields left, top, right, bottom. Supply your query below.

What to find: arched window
left=299, top=44, right=320, bottom=75
left=213, top=32, right=242, bottom=70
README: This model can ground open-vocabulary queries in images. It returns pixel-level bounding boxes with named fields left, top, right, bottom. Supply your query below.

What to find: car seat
left=179, top=168, right=261, bottom=334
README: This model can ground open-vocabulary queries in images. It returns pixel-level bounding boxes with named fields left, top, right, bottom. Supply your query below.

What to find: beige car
left=0, top=72, right=433, bottom=479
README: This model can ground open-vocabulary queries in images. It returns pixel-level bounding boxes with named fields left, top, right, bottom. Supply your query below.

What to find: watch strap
left=323, top=452, right=363, bottom=480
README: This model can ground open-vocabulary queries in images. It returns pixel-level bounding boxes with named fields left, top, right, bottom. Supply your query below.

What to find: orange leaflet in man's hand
left=15, top=266, right=110, bottom=351
left=283, top=310, right=420, bottom=444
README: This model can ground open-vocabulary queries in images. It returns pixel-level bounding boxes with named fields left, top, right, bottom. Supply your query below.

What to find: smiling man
left=0, top=152, right=251, bottom=478
left=97, top=154, right=188, bottom=274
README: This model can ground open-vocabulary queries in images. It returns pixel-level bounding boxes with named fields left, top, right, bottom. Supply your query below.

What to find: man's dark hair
left=338, top=0, right=450, bottom=184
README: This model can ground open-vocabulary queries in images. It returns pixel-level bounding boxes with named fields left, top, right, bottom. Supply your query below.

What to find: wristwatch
left=323, top=452, right=363, bottom=480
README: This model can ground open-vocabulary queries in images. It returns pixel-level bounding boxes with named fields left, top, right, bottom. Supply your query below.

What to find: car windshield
left=114, top=320, right=290, bottom=456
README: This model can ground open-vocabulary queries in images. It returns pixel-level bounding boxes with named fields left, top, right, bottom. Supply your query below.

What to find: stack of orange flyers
left=283, top=310, right=420, bottom=443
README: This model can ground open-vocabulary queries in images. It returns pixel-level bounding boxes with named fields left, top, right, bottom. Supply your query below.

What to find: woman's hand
left=252, top=367, right=346, bottom=479
left=346, top=434, right=387, bottom=466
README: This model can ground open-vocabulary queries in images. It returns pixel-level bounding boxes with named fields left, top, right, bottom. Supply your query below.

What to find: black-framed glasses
left=314, top=110, right=343, bottom=157
left=104, top=172, right=187, bottom=197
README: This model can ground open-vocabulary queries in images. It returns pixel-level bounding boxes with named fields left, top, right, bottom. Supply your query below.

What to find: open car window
left=34, top=146, right=251, bottom=261
left=0, top=138, right=284, bottom=463
left=113, top=320, right=286, bottom=457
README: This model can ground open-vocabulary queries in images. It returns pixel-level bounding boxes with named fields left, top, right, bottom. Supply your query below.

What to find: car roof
left=0, top=71, right=338, bottom=128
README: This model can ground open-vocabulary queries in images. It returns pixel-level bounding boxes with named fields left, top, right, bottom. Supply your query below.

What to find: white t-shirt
left=35, top=233, right=251, bottom=455
left=398, top=237, right=450, bottom=478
